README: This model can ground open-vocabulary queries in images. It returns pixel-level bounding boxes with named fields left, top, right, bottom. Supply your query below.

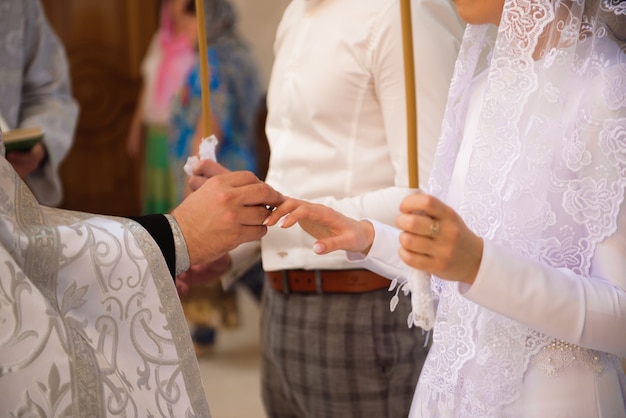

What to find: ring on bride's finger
left=429, top=221, right=440, bottom=237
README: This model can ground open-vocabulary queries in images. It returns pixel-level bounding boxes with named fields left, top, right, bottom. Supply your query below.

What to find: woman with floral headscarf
left=169, top=0, right=261, bottom=199
left=265, top=0, right=626, bottom=415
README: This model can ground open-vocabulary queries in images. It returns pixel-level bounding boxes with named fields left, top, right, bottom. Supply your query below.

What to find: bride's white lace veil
left=422, top=0, right=626, bottom=411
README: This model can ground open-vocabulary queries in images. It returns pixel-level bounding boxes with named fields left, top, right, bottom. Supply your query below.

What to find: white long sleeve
left=463, top=226, right=626, bottom=358
left=358, top=213, right=626, bottom=358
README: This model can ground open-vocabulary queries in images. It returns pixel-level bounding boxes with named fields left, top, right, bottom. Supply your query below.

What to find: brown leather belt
left=266, top=269, right=390, bottom=294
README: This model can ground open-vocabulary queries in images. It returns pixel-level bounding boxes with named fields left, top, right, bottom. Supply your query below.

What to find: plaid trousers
left=260, top=283, right=430, bottom=418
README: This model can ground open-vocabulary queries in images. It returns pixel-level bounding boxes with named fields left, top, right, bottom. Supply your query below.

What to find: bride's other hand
left=396, top=193, right=483, bottom=285
left=265, top=197, right=374, bottom=255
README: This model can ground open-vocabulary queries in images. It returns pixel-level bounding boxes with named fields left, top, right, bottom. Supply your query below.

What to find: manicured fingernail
left=277, top=216, right=286, bottom=227
left=313, top=243, right=324, bottom=254
left=262, top=217, right=269, bottom=225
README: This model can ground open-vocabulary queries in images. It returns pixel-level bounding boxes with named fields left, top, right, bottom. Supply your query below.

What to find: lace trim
left=389, top=267, right=435, bottom=331
left=532, top=339, right=606, bottom=376
left=165, top=214, right=190, bottom=276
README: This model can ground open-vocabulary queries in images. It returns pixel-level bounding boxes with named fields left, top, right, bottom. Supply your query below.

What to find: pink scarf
left=153, top=2, right=197, bottom=117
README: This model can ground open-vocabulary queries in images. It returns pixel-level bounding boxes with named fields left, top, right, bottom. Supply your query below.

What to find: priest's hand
left=172, top=170, right=283, bottom=266
left=264, top=197, right=374, bottom=255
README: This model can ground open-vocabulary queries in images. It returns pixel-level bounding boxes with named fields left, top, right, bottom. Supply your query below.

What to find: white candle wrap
left=183, top=135, right=219, bottom=176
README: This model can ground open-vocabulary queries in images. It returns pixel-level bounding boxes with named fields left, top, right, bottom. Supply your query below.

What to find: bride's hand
left=396, top=193, right=483, bottom=285
left=264, top=197, right=375, bottom=255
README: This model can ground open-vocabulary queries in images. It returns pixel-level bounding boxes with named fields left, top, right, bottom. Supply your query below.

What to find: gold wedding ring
left=429, top=220, right=440, bottom=237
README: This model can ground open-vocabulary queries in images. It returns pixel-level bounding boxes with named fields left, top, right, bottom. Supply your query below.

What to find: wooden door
left=41, top=1, right=160, bottom=216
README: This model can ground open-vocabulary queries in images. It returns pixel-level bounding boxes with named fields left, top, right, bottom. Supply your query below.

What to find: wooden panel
left=41, top=0, right=159, bottom=216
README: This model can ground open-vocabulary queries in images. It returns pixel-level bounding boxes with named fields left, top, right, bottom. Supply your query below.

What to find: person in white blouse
left=264, top=0, right=626, bottom=416
left=186, top=0, right=465, bottom=416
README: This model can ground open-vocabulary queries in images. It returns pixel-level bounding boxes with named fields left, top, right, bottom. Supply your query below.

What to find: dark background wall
left=42, top=1, right=160, bottom=216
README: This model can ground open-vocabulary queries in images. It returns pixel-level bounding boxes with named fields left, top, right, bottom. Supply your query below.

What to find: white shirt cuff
left=220, top=240, right=262, bottom=289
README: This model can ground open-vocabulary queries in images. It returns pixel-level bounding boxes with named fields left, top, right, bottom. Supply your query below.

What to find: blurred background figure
left=168, top=0, right=264, bottom=355
left=126, top=0, right=198, bottom=215
left=0, top=0, right=79, bottom=207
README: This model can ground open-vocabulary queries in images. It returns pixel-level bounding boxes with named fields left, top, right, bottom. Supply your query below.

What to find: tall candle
left=195, top=0, right=212, bottom=137
left=400, top=0, right=418, bottom=188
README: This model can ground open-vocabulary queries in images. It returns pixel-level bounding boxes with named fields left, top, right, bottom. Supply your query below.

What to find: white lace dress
left=348, top=68, right=626, bottom=417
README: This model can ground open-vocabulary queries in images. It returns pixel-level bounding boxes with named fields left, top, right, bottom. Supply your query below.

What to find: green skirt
left=142, top=125, right=176, bottom=215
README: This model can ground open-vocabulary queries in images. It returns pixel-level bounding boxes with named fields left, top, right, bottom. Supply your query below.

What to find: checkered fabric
left=260, top=284, right=429, bottom=418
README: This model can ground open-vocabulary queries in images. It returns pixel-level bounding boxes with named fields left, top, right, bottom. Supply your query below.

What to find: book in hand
left=3, top=127, right=44, bottom=153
